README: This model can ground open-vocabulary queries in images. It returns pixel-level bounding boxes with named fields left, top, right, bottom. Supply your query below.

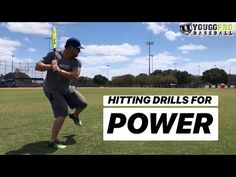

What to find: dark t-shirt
left=42, top=51, right=81, bottom=94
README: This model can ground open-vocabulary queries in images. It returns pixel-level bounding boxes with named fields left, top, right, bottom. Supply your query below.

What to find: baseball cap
left=65, top=37, right=85, bottom=49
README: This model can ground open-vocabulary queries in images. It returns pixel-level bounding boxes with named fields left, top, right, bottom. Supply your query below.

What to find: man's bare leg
left=50, top=117, right=66, bottom=143
left=73, top=107, right=85, bottom=117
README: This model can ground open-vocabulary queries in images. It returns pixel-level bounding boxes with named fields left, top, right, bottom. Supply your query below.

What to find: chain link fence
left=0, top=60, right=46, bottom=87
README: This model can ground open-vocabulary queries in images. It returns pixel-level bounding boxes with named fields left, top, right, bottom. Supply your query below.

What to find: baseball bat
left=51, top=27, right=58, bottom=66
left=51, top=27, right=57, bottom=52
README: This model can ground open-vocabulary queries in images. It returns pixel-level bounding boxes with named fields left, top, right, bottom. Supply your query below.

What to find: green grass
left=0, top=87, right=236, bottom=155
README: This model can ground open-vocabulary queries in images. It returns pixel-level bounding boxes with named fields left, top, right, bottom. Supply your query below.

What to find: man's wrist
left=50, top=64, right=54, bottom=70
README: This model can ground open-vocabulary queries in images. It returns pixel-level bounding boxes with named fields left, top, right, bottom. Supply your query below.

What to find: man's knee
left=81, top=101, right=88, bottom=109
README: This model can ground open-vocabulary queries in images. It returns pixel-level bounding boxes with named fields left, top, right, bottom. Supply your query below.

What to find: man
left=35, top=37, right=88, bottom=149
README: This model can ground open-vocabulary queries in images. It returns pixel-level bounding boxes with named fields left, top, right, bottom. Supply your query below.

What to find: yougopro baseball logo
left=180, top=23, right=233, bottom=36
left=103, top=95, right=218, bottom=141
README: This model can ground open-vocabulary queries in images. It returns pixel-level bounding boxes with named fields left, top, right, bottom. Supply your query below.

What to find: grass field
left=0, top=87, right=236, bottom=155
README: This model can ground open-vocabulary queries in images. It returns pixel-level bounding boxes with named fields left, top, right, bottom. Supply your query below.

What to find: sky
left=0, top=22, right=236, bottom=79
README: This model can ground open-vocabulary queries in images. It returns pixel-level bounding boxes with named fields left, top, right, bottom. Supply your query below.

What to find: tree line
left=1, top=67, right=235, bottom=87
left=71, top=68, right=236, bottom=87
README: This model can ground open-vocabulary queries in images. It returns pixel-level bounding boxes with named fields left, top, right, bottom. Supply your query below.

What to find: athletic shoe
left=47, top=139, right=67, bottom=149
left=69, top=113, right=82, bottom=126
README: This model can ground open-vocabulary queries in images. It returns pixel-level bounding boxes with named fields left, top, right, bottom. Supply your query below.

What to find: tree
left=161, top=69, right=176, bottom=76
left=229, top=74, right=236, bottom=85
left=0, top=74, right=4, bottom=81
left=93, top=74, right=108, bottom=86
left=135, top=73, right=149, bottom=87
left=149, top=75, right=163, bottom=87
left=176, top=71, right=192, bottom=85
left=162, top=75, right=177, bottom=87
left=151, top=69, right=162, bottom=76
left=202, top=68, right=228, bottom=85
left=71, top=76, right=94, bottom=87
left=112, top=74, right=135, bottom=86
left=4, top=72, right=30, bottom=80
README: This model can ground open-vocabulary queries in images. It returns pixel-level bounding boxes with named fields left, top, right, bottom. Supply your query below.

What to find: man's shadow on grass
left=63, top=134, right=77, bottom=145
left=5, top=134, right=77, bottom=155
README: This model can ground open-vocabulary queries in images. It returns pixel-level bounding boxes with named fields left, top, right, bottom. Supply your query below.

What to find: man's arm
left=55, top=66, right=81, bottom=80
left=35, top=57, right=80, bottom=79
left=35, top=60, right=53, bottom=71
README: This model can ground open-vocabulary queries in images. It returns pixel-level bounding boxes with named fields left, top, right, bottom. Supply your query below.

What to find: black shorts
left=44, top=89, right=87, bottom=118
